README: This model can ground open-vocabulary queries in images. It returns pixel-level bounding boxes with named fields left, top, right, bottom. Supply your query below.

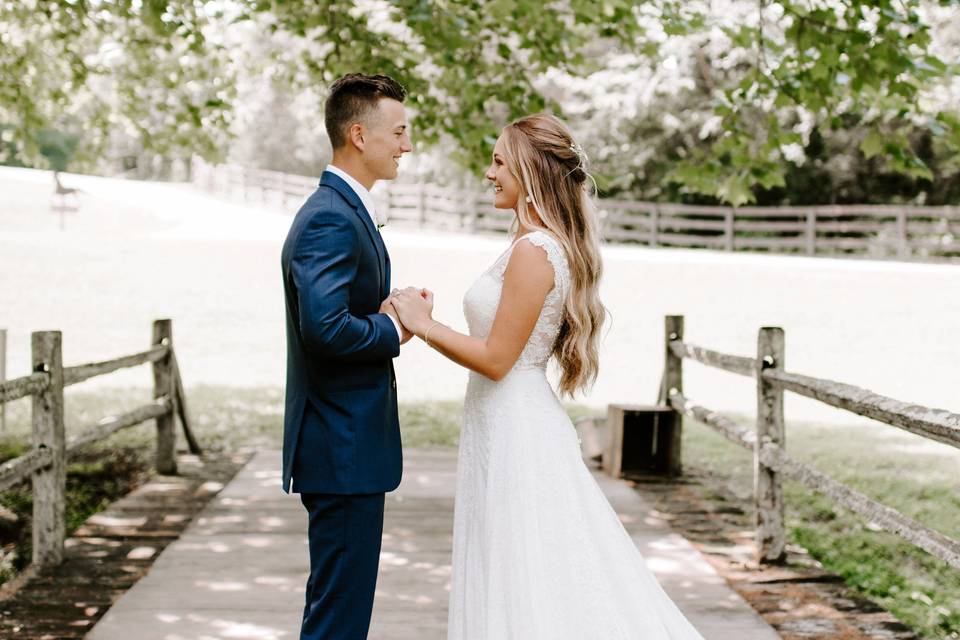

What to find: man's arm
left=292, top=211, right=400, bottom=361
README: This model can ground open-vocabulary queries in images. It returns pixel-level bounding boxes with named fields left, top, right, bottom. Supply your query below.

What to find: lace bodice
left=462, top=230, right=570, bottom=370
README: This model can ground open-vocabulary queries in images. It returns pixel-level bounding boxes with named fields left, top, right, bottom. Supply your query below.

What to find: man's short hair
left=325, top=74, right=407, bottom=149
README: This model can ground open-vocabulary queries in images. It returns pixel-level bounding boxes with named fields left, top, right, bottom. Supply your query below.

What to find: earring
left=525, top=195, right=532, bottom=203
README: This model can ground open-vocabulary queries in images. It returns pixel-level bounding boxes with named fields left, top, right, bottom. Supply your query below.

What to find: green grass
left=680, top=413, right=960, bottom=640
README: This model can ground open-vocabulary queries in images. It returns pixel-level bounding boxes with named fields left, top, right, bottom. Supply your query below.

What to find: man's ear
left=347, top=123, right=365, bottom=151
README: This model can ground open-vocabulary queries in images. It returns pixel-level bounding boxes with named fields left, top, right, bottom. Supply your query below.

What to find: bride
left=389, top=113, right=705, bottom=639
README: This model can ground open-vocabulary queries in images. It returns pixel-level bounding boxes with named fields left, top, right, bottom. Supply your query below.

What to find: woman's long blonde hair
left=500, top=113, right=606, bottom=397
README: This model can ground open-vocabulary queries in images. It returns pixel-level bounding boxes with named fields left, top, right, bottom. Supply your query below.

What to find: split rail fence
left=654, top=314, right=960, bottom=568
left=0, top=319, right=201, bottom=569
left=193, top=161, right=960, bottom=262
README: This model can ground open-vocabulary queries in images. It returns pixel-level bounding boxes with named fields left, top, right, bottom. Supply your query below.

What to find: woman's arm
left=391, top=238, right=554, bottom=380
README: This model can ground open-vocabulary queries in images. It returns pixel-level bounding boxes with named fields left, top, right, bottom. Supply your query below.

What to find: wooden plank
left=762, top=368, right=960, bottom=449
left=733, top=236, right=808, bottom=249
left=905, top=220, right=960, bottom=233
left=813, top=221, right=890, bottom=233
left=63, top=345, right=169, bottom=387
left=735, top=207, right=815, bottom=218
left=603, top=228, right=654, bottom=243
left=668, top=340, right=756, bottom=377
left=656, top=202, right=734, bottom=216
left=755, top=327, right=786, bottom=564
left=600, top=210, right=654, bottom=227
left=811, top=205, right=899, bottom=217
left=813, top=237, right=892, bottom=250
left=758, top=440, right=960, bottom=569
left=152, top=321, right=177, bottom=475
left=170, top=350, right=202, bottom=455
left=655, top=232, right=729, bottom=247
left=734, top=220, right=807, bottom=232
left=667, top=391, right=755, bottom=450
left=0, top=372, right=49, bottom=404
left=32, top=331, right=66, bottom=567
left=66, top=400, right=171, bottom=455
left=908, top=238, right=960, bottom=251
left=656, top=216, right=728, bottom=231
left=0, top=446, right=55, bottom=491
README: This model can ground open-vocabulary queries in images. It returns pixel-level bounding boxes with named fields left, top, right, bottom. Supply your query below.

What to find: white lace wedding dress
left=447, top=230, right=706, bottom=639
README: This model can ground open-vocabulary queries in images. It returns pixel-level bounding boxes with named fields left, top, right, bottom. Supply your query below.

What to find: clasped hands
left=380, top=287, right=435, bottom=344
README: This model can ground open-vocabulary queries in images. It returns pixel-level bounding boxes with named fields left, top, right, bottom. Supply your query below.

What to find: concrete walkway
left=87, top=449, right=780, bottom=639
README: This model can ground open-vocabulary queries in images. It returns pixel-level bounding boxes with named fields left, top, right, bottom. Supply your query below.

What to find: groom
left=280, top=73, right=415, bottom=639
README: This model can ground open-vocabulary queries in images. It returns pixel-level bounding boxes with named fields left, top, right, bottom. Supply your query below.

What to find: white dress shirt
left=324, top=164, right=402, bottom=341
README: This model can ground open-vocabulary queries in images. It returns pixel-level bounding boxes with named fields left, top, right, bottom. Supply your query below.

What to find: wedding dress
left=447, top=230, right=706, bottom=639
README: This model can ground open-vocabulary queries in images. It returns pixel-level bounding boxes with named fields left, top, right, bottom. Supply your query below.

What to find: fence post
left=0, top=328, right=6, bottom=432
left=805, top=210, right=816, bottom=256
left=660, top=315, right=684, bottom=475
left=152, top=320, right=177, bottom=475
left=755, top=326, right=786, bottom=563
left=32, top=331, right=65, bottom=567
left=896, top=209, right=908, bottom=258
left=724, top=208, right=735, bottom=251
left=649, top=205, right=659, bottom=248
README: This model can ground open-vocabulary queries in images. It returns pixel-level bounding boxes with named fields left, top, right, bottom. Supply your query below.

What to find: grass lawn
left=0, top=386, right=957, bottom=639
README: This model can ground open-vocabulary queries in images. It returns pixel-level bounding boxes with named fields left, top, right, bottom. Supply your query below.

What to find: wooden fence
left=0, top=320, right=200, bottom=568
left=651, top=314, right=960, bottom=568
left=193, top=161, right=960, bottom=262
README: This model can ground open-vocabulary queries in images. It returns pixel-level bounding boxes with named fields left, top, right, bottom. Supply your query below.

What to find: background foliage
left=1, top=0, right=958, bottom=204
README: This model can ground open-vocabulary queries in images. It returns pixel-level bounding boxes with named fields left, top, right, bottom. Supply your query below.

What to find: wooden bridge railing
left=655, top=314, right=960, bottom=568
left=193, top=160, right=960, bottom=262
left=0, top=319, right=201, bottom=568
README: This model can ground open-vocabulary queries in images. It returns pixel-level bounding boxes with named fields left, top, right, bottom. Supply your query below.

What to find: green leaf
left=860, top=131, right=885, bottom=158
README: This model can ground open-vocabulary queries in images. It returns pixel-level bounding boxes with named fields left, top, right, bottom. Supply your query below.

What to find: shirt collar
left=325, top=164, right=378, bottom=222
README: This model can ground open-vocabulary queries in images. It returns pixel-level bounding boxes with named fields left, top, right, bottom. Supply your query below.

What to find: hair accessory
left=570, top=141, right=585, bottom=163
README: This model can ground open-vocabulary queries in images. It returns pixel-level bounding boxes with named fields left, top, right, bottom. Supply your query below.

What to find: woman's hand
left=390, top=287, right=435, bottom=336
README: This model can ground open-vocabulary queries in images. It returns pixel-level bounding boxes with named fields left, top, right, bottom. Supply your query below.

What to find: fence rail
left=655, top=315, right=960, bottom=569
left=193, top=160, right=960, bottom=263
left=0, top=320, right=201, bottom=569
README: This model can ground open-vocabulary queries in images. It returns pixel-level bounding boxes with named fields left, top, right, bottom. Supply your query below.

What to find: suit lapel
left=319, top=171, right=386, bottom=292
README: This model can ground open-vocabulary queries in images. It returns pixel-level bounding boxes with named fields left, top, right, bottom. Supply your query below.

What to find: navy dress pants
left=300, top=492, right=386, bottom=640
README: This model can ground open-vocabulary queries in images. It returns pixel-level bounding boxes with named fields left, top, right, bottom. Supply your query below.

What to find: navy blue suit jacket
left=280, top=171, right=402, bottom=494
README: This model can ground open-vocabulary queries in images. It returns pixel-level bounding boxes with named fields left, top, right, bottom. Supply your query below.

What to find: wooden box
left=603, top=404, right=678, bottom=477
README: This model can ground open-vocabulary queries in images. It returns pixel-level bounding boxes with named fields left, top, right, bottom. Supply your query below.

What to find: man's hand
left=380, top=296, right=414, bottom=344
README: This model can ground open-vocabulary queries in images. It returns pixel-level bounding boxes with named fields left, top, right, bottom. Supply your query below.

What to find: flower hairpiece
left=569, top=141, right=586, bottom=164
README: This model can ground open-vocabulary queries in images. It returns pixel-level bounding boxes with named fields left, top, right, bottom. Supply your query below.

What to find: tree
left=0, top=0, right=232, bottom=173
left=2, top=0, right=957, bottom=203
left=543, top=2, right=960, bottom=205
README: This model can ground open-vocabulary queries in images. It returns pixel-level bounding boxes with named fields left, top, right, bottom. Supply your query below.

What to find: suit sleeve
left=291, top=210, right=401, bottom=362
